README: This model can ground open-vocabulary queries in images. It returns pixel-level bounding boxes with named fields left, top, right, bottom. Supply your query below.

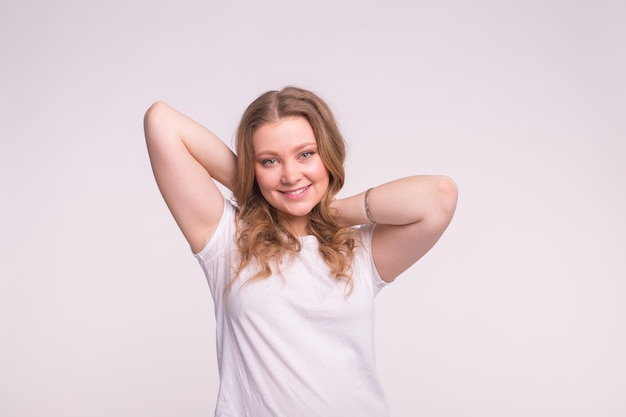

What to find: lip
left=279, top=185, right=311, bottom=199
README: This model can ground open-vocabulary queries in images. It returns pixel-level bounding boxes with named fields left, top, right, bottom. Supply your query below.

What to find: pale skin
left=144, top=101, right=458, bottom=283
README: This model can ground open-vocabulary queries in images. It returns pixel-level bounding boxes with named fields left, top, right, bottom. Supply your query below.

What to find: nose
left=280, top=161, right=302, bottom=185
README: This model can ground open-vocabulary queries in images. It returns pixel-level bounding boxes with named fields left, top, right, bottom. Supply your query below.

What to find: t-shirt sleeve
left=357, top=223, right=389, bottom=295
left=193, top=198, right=236, bottom=295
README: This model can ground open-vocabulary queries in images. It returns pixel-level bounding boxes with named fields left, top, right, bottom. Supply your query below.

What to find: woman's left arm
left=331, top=175, right=458, bottom=282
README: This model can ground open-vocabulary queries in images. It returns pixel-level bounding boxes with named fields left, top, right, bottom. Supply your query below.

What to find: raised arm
left=144, top=102, right=237, bottom=253
left=331, top=176, right=458, bottom=282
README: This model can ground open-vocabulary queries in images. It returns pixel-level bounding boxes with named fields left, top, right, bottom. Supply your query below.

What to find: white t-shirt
left=195, top=199, right=390, bottom=417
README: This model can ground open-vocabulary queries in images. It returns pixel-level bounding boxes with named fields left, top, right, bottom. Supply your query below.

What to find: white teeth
left=285, top=187, right=307, bottom=196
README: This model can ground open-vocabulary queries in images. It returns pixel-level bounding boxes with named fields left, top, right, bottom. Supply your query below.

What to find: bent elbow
left=143, top=101, right=171, bottom=145
left=435, top=175, right=458, bottom=220
left=144, top=101, right=168, bottom=127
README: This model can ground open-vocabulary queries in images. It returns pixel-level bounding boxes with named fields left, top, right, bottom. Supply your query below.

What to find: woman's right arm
left=144, top=101, right=237, bottom=253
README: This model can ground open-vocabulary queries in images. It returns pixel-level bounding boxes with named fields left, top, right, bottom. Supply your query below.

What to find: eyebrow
left=254, top=141, right=318, bottom=157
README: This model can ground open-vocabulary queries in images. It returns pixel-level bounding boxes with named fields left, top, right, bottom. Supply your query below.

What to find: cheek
left=254, top=167, right=276, bottom=190
left=307, top=160, right=330, bottom=186
left=310, top=159, right=330, bottom=185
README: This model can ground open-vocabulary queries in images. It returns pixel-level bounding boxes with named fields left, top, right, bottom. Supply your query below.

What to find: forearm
left=144, top=101, right=237, bottom=191
left=331, top=175, right=458, bottom=228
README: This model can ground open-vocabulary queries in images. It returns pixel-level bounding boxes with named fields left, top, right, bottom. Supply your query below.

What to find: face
left=252, top=116, right=330, bottom=234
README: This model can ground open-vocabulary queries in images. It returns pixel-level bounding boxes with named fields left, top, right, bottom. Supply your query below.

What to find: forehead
left=252, top=116, right=316, bottom=153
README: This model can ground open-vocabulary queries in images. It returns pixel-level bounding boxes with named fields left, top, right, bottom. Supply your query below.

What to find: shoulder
left=356, top=223, right=376, bottom=248
left=194, top=198, right=237, bottom=259
left=353, top=224, right=387, bottom=292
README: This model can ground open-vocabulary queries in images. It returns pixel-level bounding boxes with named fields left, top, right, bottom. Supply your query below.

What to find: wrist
left=364, top=187, right=377, bottom=224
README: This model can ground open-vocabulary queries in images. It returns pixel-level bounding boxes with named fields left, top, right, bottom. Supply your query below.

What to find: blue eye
left=262, top=158, right=278, bottom=166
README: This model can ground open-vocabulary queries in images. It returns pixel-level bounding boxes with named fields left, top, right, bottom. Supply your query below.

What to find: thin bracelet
left=364, top=187, right=377, bottom=224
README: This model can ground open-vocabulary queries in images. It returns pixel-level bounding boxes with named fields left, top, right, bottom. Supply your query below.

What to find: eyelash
left=261, top=151, right=315, bottom=166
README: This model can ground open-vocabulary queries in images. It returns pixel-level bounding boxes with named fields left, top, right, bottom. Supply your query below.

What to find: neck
left=277, top=214, right=310, bottom=236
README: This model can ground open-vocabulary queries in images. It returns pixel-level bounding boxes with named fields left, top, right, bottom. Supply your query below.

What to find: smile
left=281, top=185, right=311, bottom=197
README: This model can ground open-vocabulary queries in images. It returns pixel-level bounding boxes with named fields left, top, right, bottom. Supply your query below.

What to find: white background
left=2, top=0, right=625, bottom=416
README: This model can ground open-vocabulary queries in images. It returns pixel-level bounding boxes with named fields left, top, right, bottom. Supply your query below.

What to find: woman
left=144, top=86, right=457, bottom=417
